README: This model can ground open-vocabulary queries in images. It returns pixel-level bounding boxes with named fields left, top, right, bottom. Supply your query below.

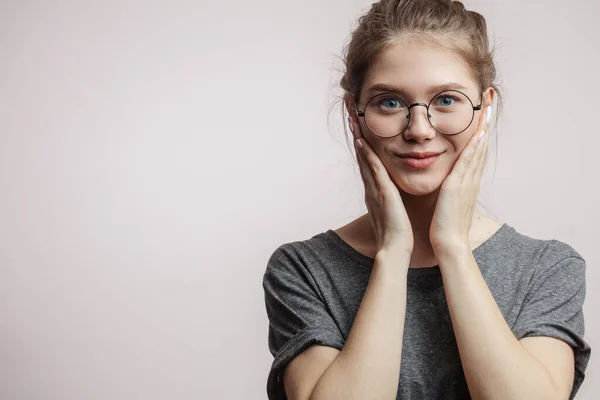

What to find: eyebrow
left=365, top=82, right=470, bottom=98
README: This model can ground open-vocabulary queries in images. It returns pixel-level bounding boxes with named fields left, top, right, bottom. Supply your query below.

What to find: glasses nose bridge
left=401, top=101, right=435, bottom=140
left=408, top=102, right=428, bottom=109
left=405, top=102, right=433, bottom=135
left=407, top=102, right=430, bottom=119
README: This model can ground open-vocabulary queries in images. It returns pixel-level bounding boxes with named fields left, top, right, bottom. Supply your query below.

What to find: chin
left=392, top=175, right=443, bottom=196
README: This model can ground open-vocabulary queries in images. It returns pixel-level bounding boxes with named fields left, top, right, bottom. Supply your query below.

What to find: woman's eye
left=436, top=95, right=459, bottom=107
left=379, top=97, right=403, bottom=109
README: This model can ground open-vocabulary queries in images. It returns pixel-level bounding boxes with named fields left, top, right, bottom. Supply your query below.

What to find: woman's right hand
left=349, top=116, right=414, bottom=256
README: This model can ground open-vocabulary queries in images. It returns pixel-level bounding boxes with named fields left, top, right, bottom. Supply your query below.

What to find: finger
left=355, top=140, right=371, bottom=183
left=475, top=104, right=493, bottom=134
left=458, top=129, right=488, bottom=184
left=348, top=115, right=363, bottom=140
left=353, top=124, right=377, bottom=192
left=355, top=130, right=391, bottom=193
left=484, top=105, right=493, bottom=131
left=454, top=128, right=484, bottom=180
left=349, top=116, right=363, bottom=164
left=473, top=130, right=488, bottom=171
left=355, top=139, right=379, bottom=193
left=471, top=130, right=489, bottom=181
left=449, top=105, right=491, bottom=184
left=475, top=133, right=490, bottom=181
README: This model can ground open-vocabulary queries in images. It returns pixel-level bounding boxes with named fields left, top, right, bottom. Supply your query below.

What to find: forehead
left=362, top=39, right=476, bottom=99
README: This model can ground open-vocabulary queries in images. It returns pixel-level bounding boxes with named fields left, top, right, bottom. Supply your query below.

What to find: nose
left=402, top=103, right=436, bottom=142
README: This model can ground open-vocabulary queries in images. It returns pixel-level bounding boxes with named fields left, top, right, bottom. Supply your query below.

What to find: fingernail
left=356, top=138, right=363, bottom=149
left=349, top=122, right=355, bottom=133
left=347, top=116, right=353, bottom=124
left=478, top=131, right=486, bottom=142
left=486, top=106, right=493, bottom=124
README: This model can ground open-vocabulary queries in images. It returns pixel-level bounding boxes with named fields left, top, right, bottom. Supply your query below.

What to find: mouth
left=394, top=151, right=445, bottom=169
left=396, top=151, right=444, bottom=159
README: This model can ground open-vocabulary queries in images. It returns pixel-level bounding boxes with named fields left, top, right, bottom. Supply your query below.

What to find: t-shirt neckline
left=324, top=222, right=510, bottom=277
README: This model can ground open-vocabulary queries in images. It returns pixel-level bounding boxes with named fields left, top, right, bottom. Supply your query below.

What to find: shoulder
left=493, top=223, right=584, bottom=262
left=499, top=224, right=587, bottom=284
left=264, top=230, right=335, bottom=277
left=263, top=228, right=371, bottom=297
left=479, top=223, right=587, bottom=289
left=510, top=225, right=583, bottom=264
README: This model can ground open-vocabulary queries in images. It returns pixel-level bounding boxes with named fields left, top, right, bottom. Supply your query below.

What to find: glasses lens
left=364, top=94, right=409, bottom=138
left=428, top=91, right=474, bottom=135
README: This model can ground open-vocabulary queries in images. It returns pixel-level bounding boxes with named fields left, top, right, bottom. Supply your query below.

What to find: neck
left=359, top=190, right=486, bottom=267
left=400, top=188, right=440, bottom=258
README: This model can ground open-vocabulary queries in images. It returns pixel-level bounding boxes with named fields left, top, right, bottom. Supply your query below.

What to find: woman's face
left=349, top=39, right=494, bottom=196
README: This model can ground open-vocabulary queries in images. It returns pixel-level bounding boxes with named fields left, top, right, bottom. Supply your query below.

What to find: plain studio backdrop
left=0, top=0, right=598, bottom=399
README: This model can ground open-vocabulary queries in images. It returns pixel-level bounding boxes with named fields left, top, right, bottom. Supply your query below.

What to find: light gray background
left=0, top=0, right=597, bottom=399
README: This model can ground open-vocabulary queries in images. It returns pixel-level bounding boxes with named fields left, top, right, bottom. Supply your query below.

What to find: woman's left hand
left=430, top=124, right=489, bottom=254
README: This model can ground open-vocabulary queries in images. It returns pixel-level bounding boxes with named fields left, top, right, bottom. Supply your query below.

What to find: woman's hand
left=349, top=117, right=414, bottom=256
left=430, top=117, right=490, bottom=255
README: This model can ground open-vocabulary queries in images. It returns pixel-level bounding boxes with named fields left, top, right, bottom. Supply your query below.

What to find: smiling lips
left=396, top=151, right=444, bottom=169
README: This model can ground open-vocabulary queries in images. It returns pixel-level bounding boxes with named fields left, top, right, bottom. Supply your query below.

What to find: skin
left=338, top=38, right=575, bottom=399
left=339, top=37, right=502, bottom=267
left=283, top=37, right=576, bottom=400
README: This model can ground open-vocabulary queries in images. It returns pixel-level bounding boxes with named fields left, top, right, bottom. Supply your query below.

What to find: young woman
left=262, top=1, right=591, bottom=399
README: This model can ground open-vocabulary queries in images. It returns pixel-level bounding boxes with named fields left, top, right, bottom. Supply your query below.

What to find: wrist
left=376, top=246, right=412, bottom=267
left=433, top=242, right=473, bottom=266
left=432, top=237, right=470, bottom=255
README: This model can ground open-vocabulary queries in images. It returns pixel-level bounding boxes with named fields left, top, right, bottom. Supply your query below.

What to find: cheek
left=456, top=114, right=484, bottom=147
left=441, top=134, right=473, bottom=168
left=448, top=134, right=472, bottom=154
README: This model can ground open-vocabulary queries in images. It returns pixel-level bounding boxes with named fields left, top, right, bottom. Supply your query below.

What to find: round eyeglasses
left=355, top=90, right=483, bottom=138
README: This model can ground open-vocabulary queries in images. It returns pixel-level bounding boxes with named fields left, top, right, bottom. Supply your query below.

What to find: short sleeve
left=512, top=241, right=591, bottom=400
left=262, top=244, right=345, bottom=400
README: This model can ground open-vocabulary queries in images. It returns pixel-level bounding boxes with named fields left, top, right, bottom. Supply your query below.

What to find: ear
left=483, top=87, right=496, bottom=108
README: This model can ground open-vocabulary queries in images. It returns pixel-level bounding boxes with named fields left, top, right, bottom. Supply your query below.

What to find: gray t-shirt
left=262, top=223, right=591, bottom=399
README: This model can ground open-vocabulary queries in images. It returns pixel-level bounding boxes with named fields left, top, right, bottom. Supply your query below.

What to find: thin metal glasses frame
left=355, top=89, right=483, bottom=138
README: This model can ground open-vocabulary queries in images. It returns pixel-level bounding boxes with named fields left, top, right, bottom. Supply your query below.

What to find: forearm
left=437, top=246, right=561, bottom=400
left=310, top=248, right=410, bottom=400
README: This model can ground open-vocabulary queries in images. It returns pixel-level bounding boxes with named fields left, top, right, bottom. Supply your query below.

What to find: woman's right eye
left=379, top=97, right=403, bottom=109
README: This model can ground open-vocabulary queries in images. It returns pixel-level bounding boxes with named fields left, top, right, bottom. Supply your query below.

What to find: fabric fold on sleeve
left=263, top=244, right=345, bottom=400
left=512, top=243, right=591, bottom=400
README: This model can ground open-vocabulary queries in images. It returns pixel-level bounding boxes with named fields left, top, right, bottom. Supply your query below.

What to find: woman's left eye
left=436, top=96, right=459, bottom=107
